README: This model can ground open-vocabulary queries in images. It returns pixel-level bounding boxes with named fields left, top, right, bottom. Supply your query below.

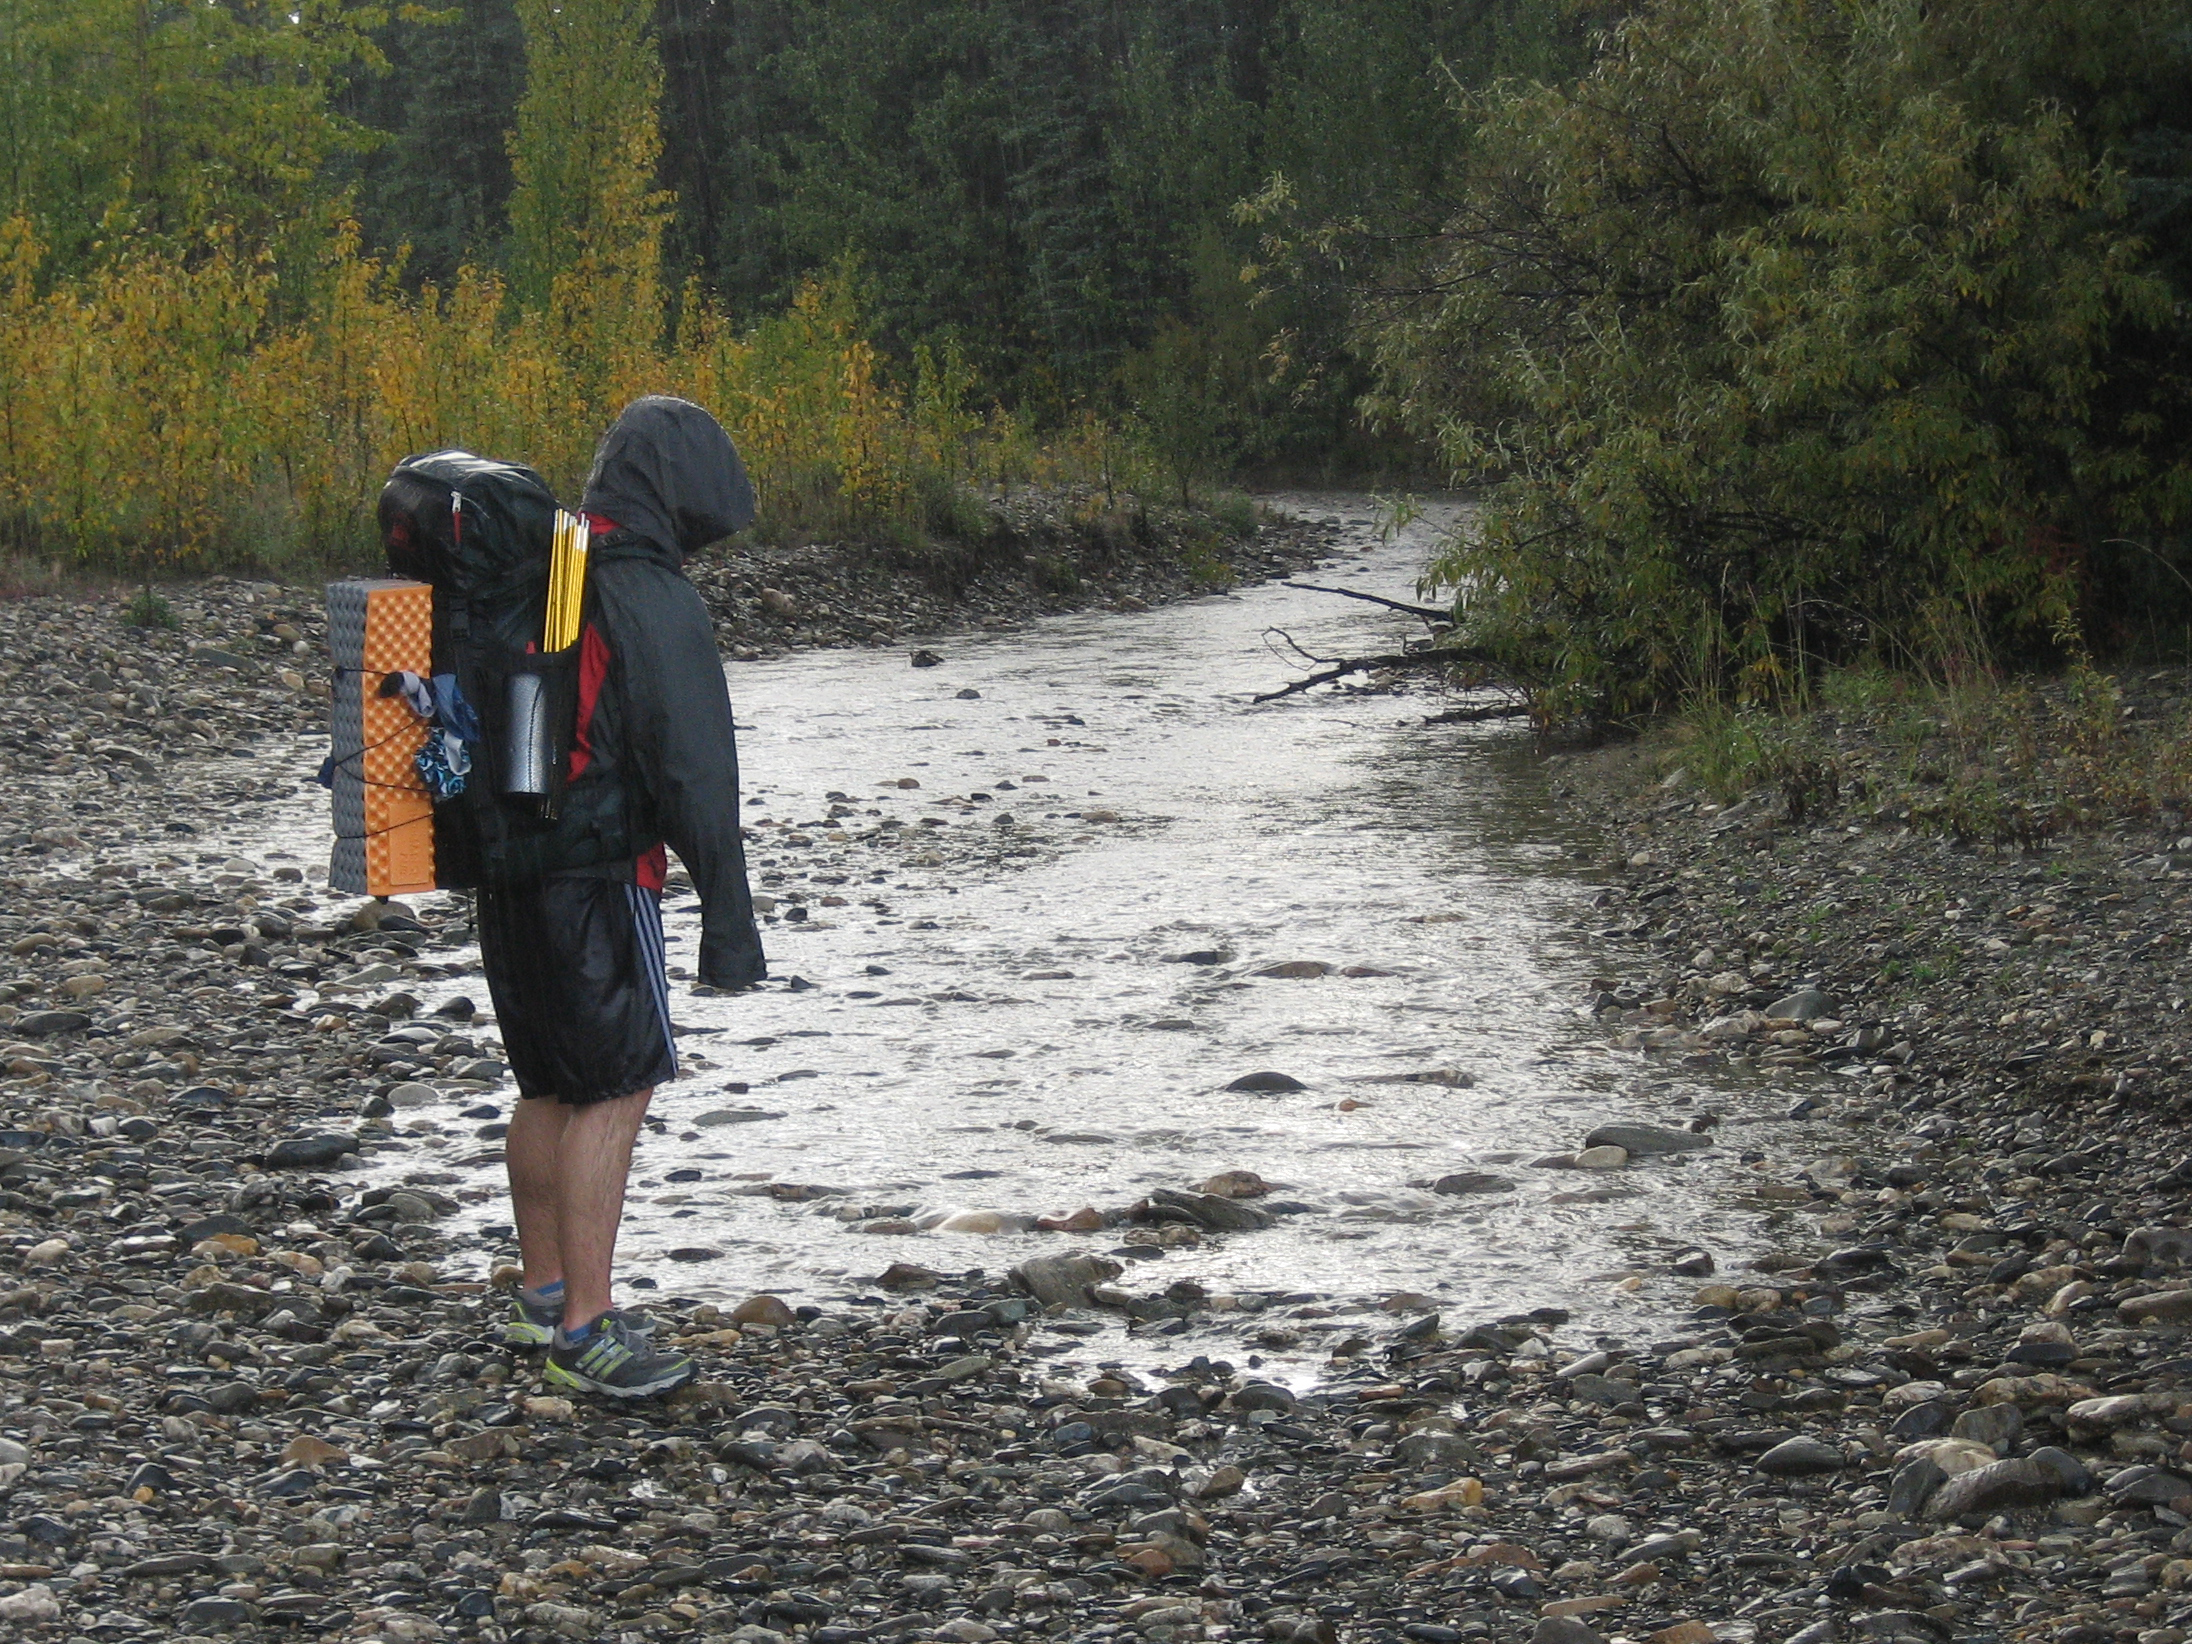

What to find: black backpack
left=376, top=450, right=636, bottom=887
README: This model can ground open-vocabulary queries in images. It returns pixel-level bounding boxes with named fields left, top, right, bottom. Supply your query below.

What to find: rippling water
left=228, top=495, right=1798, bottom=1376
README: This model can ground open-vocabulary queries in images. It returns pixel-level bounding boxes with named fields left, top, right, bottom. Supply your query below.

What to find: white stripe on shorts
left=625, top=881, right=678, bottom=1076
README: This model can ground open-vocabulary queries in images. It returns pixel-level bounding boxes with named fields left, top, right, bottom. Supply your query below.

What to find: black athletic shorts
left=475, top=877, right=678, bottom=1105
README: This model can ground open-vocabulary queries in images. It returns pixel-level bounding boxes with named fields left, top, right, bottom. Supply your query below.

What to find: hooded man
left=488, top=396, right=765, bottom=1398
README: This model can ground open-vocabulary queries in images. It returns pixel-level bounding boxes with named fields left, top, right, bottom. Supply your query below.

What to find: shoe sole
left=542, top=1358, right=696, bottom=1399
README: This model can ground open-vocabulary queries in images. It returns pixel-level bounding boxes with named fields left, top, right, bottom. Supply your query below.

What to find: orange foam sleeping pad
left=326, top=577, right=437, bottom=897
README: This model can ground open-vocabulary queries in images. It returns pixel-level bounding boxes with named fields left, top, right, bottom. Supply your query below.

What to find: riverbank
left=686, top=491, right=1343, bottom=657
left=1508, top=678, right=2192, bottom=1644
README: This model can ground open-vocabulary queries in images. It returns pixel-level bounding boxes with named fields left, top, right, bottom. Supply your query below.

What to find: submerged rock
left=1225, top=1070, right=1307, bottom=1092
left=1585, top=1121, right=1711, bottom=1154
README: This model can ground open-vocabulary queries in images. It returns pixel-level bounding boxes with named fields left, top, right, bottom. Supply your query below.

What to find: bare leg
left=506, top=1095, right=573, bottom=1292
left=553, top=1086, right=653, bottom=1329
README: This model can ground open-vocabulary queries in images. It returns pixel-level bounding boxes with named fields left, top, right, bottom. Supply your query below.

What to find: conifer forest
left=3, top=1, right=2192, bottom=709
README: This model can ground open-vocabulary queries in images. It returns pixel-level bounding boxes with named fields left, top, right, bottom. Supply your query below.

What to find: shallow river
left=242, top=495, right=1800, bottom=1378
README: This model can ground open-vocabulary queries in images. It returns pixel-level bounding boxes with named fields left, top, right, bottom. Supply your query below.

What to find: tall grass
left=0, top=219, right=1117, bottom=576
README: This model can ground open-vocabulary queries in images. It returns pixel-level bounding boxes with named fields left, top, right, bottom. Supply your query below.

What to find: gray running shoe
left=544, top=1310, right=695, bottom=1399
left=505, top=1288, right=561, bottom=1348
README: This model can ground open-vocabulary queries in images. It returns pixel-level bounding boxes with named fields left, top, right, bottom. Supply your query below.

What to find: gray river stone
left=1583, top=1122, right=1710, bottom=1155
left=1757, top=1437, right=1844, bottom=1475
left=2106, top=1464, right=2192, bottom=1506
left=264, top=1133, right=357, bottom=1169
left=1926, top=1458, right=2064, bottom=1520
left=1009, top=1253, right=1123, bottom=1309
left=1145, top=1187, right=1273, bottom=1231
left=1431, top=1172, right=1517, bottom=1195
left=1764, top=988, right=1833, bottom=1022
left=1887, top=1458, right=1947, bottom=1517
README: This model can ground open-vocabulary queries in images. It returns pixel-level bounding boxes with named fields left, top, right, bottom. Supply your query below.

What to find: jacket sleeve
left=602, top=564, right=767, bottom=988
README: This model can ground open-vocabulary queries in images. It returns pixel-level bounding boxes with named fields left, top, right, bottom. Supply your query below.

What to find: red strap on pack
left=567, top=623, right=611, bottom=779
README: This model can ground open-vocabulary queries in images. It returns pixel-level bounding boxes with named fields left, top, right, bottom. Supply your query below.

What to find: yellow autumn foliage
left=0, top=217, right=1040, bottom=570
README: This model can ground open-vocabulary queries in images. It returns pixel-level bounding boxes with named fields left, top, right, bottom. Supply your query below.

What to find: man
left=484, top=396, right=767, bottom=1398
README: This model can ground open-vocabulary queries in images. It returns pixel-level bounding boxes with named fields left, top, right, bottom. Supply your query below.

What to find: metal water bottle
left=503, top=672, right=553, bottom=803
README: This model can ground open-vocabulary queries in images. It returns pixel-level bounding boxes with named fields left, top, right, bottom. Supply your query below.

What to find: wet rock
left=1888, top=1401, right=1955, bottom=1441
left=1199, top=1169, right=1271, bottom=1197
left=1574, top=1144, right=1629, bottom=1170
left=1397, top=1430, right=1478, bottom=1467
left=1585, top=1122, right=1711, bottom=1154
left=2124, top=1225, right=2192, bottom=1268
left=1925, top=1458, right=2064, bottom=1520
left=2118, top=1289, right=2192, bottom=1324
left=731, top=1295, right=797, bottom=1327
left=0, top=1585, right=60, bottom=1623
left=2026, top=1447, right=2095, bottom=1496
left=1010, top=1253, right=1124, bottom=1308
left=1901, top=1438, right=1998, bottom=1477
left=1399, top=1477, right=1483, bottom=1511
left=272, top=1435, right=346, bottom=1472
left=1888, top=1458, right=1948, bottom=1517
left=263, top=1132, right=355, bottom=1169
left=178, top=1595, right=254, bottom=1630
left=1757, top=1436, right=1844, bottom=1475
left=1194, top=1464, right=1247, bottom=1499
left=1255, top=960, right=1333, bottom=979
left=910, top=649, right=943, bottom=667
left=1226, top=1070, right=1307, bottom=1092
left=2106, top=1464, right=2192, bottom=1506
left=14, top=1009, right=90, bottom=1036
left=1143, top=1187, right=1274, bottom=1231
left=1232, top=1381, right=1299, bottom=1414
left=2064, top=1397, right=2143, bottom=1437
left=1035, top=1205, right=1105, bottom=1231
left=1432, top=1172, right=1517, bottom=1195
left=1764, top=989, right=1833, bottom=1022
left=1950, top=1403, right=2021, bottom=1452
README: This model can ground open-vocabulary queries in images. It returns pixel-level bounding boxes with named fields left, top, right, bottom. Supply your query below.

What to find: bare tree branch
left=1281, top=582, right=1453, bottom=624
left=1252, top=648, right=1502, bottom=703
left=1260, top=627, right=1327, bottom=665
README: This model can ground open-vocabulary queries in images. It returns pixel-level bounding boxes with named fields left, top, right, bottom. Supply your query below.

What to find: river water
left=239, top=495, right=1796, bottom=1378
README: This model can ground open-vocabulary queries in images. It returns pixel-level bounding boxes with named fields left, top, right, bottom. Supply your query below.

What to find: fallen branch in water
left=1282, top=582, right=1452, bottom=625
left=1252, top=645, right=1496, bottom=703
left=1422, top=700, right=1533, bottom=725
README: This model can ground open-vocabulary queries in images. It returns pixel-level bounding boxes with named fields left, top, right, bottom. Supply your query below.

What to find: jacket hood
left=580, top=396, right=756, bottom=562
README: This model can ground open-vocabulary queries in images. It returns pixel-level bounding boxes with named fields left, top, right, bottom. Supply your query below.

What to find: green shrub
left=1372, top=0, right=2192, bottom=724
left=124, top=587, right=177, bottom=629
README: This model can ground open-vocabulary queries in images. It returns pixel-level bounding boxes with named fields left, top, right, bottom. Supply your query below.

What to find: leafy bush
left=123, top=588, right=177, bottom=630
left=1374, top=0, right=2192, bottom=723
left=0, top=224, right=1042, bottom=572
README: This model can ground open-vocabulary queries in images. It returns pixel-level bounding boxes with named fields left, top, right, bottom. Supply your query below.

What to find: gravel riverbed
left=2, top=526, right=2190, bottom=1644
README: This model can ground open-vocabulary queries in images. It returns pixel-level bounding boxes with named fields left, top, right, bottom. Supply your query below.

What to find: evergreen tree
left=336, top=0, right=525, bottom=290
